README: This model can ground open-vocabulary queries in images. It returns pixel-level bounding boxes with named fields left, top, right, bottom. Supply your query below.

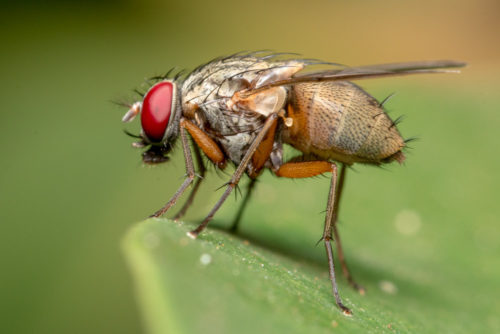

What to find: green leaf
left=123, top=214, right=496, bottom=334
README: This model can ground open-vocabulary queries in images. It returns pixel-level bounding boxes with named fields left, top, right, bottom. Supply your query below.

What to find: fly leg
left=276, top=161, right=352, bottom=315
left=188, top=113, right=278, bottom=238
left=150, top=119, right=225, bottom=218
left=227, top=110, right=278, bottom=232
left=149, top=119, right=198, bottom=218
left=229, top=177, right=257, bottom=233
left=331, top=164, right=365, bottom=294
left=172, top=142, right=206, bottom=221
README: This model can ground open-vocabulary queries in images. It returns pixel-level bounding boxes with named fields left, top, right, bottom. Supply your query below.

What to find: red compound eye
left=141, top=81, right=175, bottom=142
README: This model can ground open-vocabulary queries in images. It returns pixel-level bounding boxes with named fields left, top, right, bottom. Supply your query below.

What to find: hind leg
left=331, top=164, right=365, bottom=294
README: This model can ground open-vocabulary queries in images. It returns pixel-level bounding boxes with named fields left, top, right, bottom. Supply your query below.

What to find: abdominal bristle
left=392, top=151, right=406, bottom=164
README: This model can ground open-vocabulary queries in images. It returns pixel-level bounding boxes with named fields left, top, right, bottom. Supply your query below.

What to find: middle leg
left=229, top=177, right=258, bottom=233
left=187, top=113, right=278, bottom=238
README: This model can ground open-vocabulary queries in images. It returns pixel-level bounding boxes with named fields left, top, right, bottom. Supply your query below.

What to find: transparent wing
left=240, top=60, right=466, bottom=97
left=343, top=60, right=466, bottom=72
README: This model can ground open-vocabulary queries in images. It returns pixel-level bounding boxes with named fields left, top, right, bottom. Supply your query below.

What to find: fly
left=121, top=51, right=464, bottom=315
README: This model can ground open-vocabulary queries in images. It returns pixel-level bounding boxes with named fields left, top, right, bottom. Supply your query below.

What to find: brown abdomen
left=282, top=81, right=405, bottom=165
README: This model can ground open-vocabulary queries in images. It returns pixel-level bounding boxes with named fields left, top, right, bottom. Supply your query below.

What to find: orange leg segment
left=181, top=119, right=226, bottom=168
left=249, top=116, right=278, bottom=177
left=275, top=161, right=332, bottom=178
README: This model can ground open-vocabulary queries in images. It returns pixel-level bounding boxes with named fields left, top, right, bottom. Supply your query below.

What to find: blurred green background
left=1, top=0, right=499, bottom=333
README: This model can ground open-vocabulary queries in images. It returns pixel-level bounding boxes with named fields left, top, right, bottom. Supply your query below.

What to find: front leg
left=172, top=142, right=206, bottom=221
left=150, top=118, right=226, bottom=218
left=149, top=119, right=197, bottom=218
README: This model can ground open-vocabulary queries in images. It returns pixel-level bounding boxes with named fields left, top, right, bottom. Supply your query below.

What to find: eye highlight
left=141, top=81, right=175, bottom=142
